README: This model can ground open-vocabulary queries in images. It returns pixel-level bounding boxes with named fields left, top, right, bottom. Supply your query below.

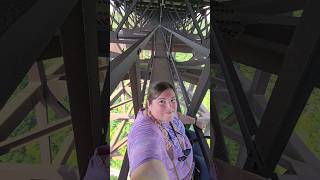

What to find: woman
left=127, top=81, right=209, bottom=180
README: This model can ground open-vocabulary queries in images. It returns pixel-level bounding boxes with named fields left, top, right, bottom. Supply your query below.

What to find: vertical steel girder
left=28, top=62, right=52, bottom=165
left=129, top=60, right=142, bottom=114
left=119, top=59, right=142, bottom=180
left=60, top=0, right=103, bottom=178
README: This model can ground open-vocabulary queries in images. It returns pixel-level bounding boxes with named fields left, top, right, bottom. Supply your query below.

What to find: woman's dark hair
left=146, top=81, right=177, bottom=104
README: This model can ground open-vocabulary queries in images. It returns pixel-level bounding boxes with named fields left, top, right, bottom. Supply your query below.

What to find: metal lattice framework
left=1, top=0, right=320, bottom=180
left=212, top=0, right=320, bottom=180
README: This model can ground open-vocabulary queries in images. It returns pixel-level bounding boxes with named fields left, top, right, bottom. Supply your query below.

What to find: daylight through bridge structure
left=1, top=0, right=320, bottom=180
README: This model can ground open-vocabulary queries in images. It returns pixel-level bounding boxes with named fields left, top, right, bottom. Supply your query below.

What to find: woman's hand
left=177, top=112, right=209, bottom=130
left=195, top=116, right=209, bottom=130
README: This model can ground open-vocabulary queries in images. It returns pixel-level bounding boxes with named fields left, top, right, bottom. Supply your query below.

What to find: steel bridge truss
left=1, top=0, right=320, bottom=180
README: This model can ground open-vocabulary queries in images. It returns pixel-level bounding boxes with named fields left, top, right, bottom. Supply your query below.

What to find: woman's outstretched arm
left=131, top=159, right=169, bottom=180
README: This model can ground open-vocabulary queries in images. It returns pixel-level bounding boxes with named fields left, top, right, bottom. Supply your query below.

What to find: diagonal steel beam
left=161, top=32, right=191, bottom=109
left=166, top=10, right=177, bottom=29
left=212, top=18, right=263, bottom=174
left=160, top=27, right=214, bottom=178
left=0, top=0, right=78, bottom=110
left=161, top=25, right=209, bottom=57
left=129, top=59, right=142, bottom=113
left=111, top=137, right=128, bottom=154
left=115, top=0, right=139, bottom=34
left=212, top=29, right=259, bottom=134
left=110, top=82, right=131, bottom=105
left=188, top=15, right=205, bottom=35
left=140, top=10, right=156, bottom=29
left=0, top=116, right=71, bottom=155
left=185, top=0, right=204, bottom=42
left=110, top=99, right=133, bottom=110
left=52, top=133, right=75, bottom=168
left=188, top=62, right=215, bottom=178
left=253, top=0, right=320, bottom=177
left=171, top=0, right=185, bottom=29
left=132, top=2, right=152, bottom=30
left=139, top=10, right=153, bottom=28
left=46, top=89, right=70, bottom=118
left=0, top=83, right=41, bottom=142
left=188, top=62, right=210, bottom=116
left=108, top=26, right=158, bottom=93
left=110, top=120, right=127, bottom=149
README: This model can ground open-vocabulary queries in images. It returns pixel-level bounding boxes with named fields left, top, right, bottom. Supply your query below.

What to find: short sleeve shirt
left=127, top=110, right=194, bottom=180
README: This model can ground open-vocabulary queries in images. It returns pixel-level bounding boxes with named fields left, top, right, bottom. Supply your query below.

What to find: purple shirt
left=84, top=145, right=108, bottom=180
left=128, top=110, right=194, bottom=180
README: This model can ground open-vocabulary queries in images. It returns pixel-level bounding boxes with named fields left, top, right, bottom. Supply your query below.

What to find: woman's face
left=148, top=88, right=177, bottom=123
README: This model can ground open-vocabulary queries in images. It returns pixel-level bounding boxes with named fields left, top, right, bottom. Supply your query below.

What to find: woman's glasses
left=177, top=148, right=191, bottom=161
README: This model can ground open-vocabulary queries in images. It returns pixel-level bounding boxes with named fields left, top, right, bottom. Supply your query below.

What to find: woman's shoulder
left=128, top=110, right=161, bottom=140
